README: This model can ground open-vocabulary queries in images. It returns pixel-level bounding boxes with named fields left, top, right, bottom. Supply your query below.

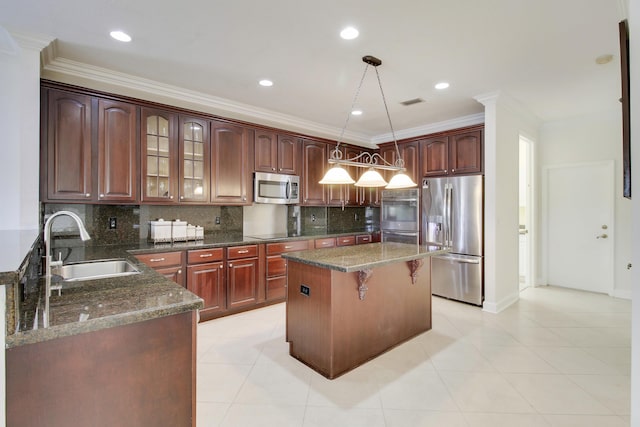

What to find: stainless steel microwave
left=254, top=172, right=300, bottom=204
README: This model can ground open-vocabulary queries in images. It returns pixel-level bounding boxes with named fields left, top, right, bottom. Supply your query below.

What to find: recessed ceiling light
left=351, top=109, right=363, bottom=116
left=435, top=82, right=450, bottom=90
left=109, top=30, right=131, bottom=42
left=259, top=79, right=274, bottom=87
left=340, top=27, right=359, bottom=40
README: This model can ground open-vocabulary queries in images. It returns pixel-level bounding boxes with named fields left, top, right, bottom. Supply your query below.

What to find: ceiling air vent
left=399, top=98, right=425, bottom=106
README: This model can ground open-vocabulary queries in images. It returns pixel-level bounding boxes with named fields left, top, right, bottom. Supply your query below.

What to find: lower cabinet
left=265, top=240, right=311, bottom=302
left=186, top=248, right=226, bottom=316
left=135, top=251, right=185, bottom=287
left=336, top=235, right=356, bottom=246
left=227, top=244, right=260, bottom=309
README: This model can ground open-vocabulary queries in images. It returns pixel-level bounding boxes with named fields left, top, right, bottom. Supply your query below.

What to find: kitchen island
left=282, top=242, right=448, bottom=379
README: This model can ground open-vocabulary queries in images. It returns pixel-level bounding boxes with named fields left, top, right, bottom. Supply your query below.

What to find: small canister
left=172, top=219, right=188, bottom=242
left=195, top=226, right=204, bottom=240
left=149, top=219, right=172, bottom=243
left=187, top=224, right=197, bottom=241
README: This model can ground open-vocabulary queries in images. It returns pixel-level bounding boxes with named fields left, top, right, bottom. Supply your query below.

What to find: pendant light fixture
left=319, top=55, right=417, bottom=189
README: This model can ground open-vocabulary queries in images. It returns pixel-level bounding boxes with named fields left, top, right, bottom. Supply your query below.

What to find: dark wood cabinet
left=420, top=128, right=483, bottom=177
left=97, top=99, right=138, bottom=202
left=135, top=251, right=185, bottom=287
left=43, top=89, right=93, bottom=201
left=314, top=237, right=336, bottom=249
left=379, top=142, right=419, bottom=185
left=42, top=89, right=138, bottom=203
left=336, top=235, right=356, bottom=246
left=265, top=240, right=310, bottom=302
left=450, top=130, right=483, bottom=175
left=141, top=107, right=178, bottom=202
left=356, top=234, right=372, bottom=244
left=179, top=116, right=210, bottom=203
left=301, top=139, right=328, bottom=205
left=186, top=248, right=226, bottom=316
left=211, top=121, right=252, bottom=205
left=254, top=131, right=300, bottom=175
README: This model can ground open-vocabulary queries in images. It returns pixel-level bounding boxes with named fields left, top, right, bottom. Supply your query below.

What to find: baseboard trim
left=482, top=291, right=519, bottom=314
left=612, top=289, right=632, bottom=300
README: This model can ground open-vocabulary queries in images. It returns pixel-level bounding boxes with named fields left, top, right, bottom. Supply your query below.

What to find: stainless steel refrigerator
left=422, top=175, right=483, bottom=305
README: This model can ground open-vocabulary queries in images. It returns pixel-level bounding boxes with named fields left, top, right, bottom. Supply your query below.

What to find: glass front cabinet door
left=179, top=116, right=210, bottom=203
left=141, top=108, right=178, bottom=202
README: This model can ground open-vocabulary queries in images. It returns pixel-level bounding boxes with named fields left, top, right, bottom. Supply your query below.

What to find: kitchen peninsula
left=283, top=242, right=447, bottom=379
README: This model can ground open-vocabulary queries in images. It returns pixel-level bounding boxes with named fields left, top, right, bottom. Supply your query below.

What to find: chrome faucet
left=44, top=211, right=91, bottom=294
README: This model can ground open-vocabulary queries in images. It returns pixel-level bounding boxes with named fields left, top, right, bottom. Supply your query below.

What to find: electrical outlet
left=215, top=216, right=221, bottom=225
left=108, top=217, right=117, bottom=229
left=311, top=214, right=316, bottom=222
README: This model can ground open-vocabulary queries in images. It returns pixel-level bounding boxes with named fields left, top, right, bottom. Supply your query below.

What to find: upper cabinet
left=96, top=99, right=138, bottom=203
left=43, top=89, right=93, bottom=202
left=379, top=142, right=419, bottom=185
left=420, top=128, right=483, bottom=177
left=254, top=131, right=300, bottom=175
left=301, top=139, right=328, bottom=206
left=42, top=88, right=138, bottom=203
left=210, top=121, right=253, bottom=205
left=179, top=116, right=210, bottom=203
left=141, top=108, right=178, bottom=203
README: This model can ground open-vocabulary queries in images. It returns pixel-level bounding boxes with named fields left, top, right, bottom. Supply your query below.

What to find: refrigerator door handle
left=448, top=185, right=453, bottom=247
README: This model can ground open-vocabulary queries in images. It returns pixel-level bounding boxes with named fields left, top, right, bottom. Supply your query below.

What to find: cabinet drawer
left=266, top=240, right=309, bottom=255
left=314, top=238, right=335, bottom=249
left=267, top=256, right=287, bottom=278
left=336, top=236, right=355, bottom=246
left=266, top=276, right=287, bottom=301
left=227, top=244, right=258, bottom=259
left=187, top=248, right=224, bottom=265
left=135, top=251, right=183, bottom=268
left=356, top=234, right=372, bottom=244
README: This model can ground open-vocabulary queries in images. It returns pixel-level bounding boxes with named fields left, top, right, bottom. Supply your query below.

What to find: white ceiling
left=1, top=0, right=626, bottom=146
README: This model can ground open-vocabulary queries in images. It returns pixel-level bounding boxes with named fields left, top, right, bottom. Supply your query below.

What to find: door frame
left=541, top=160, right=615, bottom=295
left=519, top=135, right=536, bottom=290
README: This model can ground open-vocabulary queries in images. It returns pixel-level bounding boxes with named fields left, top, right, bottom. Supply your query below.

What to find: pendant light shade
left=385, top=172, right=417, bottom=189
left=319, top=165, right=355, bottom=185
left=354, top=168, right=388, bottom=187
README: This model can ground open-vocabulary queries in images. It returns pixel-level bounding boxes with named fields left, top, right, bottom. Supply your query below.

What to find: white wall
left=538, top=109, right=632, bottom=298
left=0, top=29, right=48, bottom=231
left=628, top=0, right=640, bottom=423
left=476, top=92, right=540, bottom=313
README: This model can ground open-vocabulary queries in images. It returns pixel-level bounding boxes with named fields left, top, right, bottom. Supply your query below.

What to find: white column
left=475, top=92, right=539, bottom=313
left=0, top=29, right=52, bottom=231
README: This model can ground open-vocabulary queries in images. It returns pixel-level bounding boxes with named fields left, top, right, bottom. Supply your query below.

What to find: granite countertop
left=6, top=229, right=378, bottom=348
left=282, top=242, right=449, bottom=272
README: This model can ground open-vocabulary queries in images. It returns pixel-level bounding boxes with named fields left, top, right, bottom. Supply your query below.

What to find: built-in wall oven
left=380, top=188, right=419, bottom=244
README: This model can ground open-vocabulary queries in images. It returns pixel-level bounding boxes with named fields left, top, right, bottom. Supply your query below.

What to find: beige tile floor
left=196, top=286, right=631, bottom=426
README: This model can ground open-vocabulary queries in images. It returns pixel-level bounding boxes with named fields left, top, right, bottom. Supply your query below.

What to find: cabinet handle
left=284, top=245, right=293, bottom=249
left=99, top=193, right=105, bottom=198
left=150, top=258, right=166, bottom=262
left=229, top=263, right=233, bottom=267
left=85, top=193, right=91, bottom=197
left=170, top=195, right=174, bottom=199
left=219, top=264, right=223, bottom=269
left=452, top=168, right=455, bottom=172
left=272, top=167, right=276, bottom=171
left=242, top=196, right=247, bottom=201
left=237, top=249, right=249, bottom=254
left=177, top=269, right=182, bottom=274
left=200, top=253, right=213, bottom=258
left=180, top=196, right=184, bottom=200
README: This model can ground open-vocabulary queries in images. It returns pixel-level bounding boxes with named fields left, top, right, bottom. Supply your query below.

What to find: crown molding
left=42, top=54, right=376, bottom=147
left=370, top=113, right=485, bottom=145
left=475, top=90, right=541, bottom=129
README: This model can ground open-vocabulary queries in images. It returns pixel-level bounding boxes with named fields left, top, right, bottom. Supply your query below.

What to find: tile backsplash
left=43, top=203, right=379, bottom=246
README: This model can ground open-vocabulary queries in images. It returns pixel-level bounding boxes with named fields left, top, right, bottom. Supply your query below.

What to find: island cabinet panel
left=44, top=89, right=93, bottom=201
left=286, top=260, right=432, bottom=379
left=97, top=99, right=138, bottom=202
left=7, top=311, right=197, bottom=427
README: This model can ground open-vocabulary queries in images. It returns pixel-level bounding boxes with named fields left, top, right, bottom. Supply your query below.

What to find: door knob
left=596, top=234, right=608, bottom=239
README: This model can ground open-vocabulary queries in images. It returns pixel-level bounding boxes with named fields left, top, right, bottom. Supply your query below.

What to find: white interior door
left=545, top=161, right=614, bottom=294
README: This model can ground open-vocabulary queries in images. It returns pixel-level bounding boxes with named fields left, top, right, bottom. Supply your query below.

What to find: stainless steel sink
left=52, top=259, right=140, bottom=282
